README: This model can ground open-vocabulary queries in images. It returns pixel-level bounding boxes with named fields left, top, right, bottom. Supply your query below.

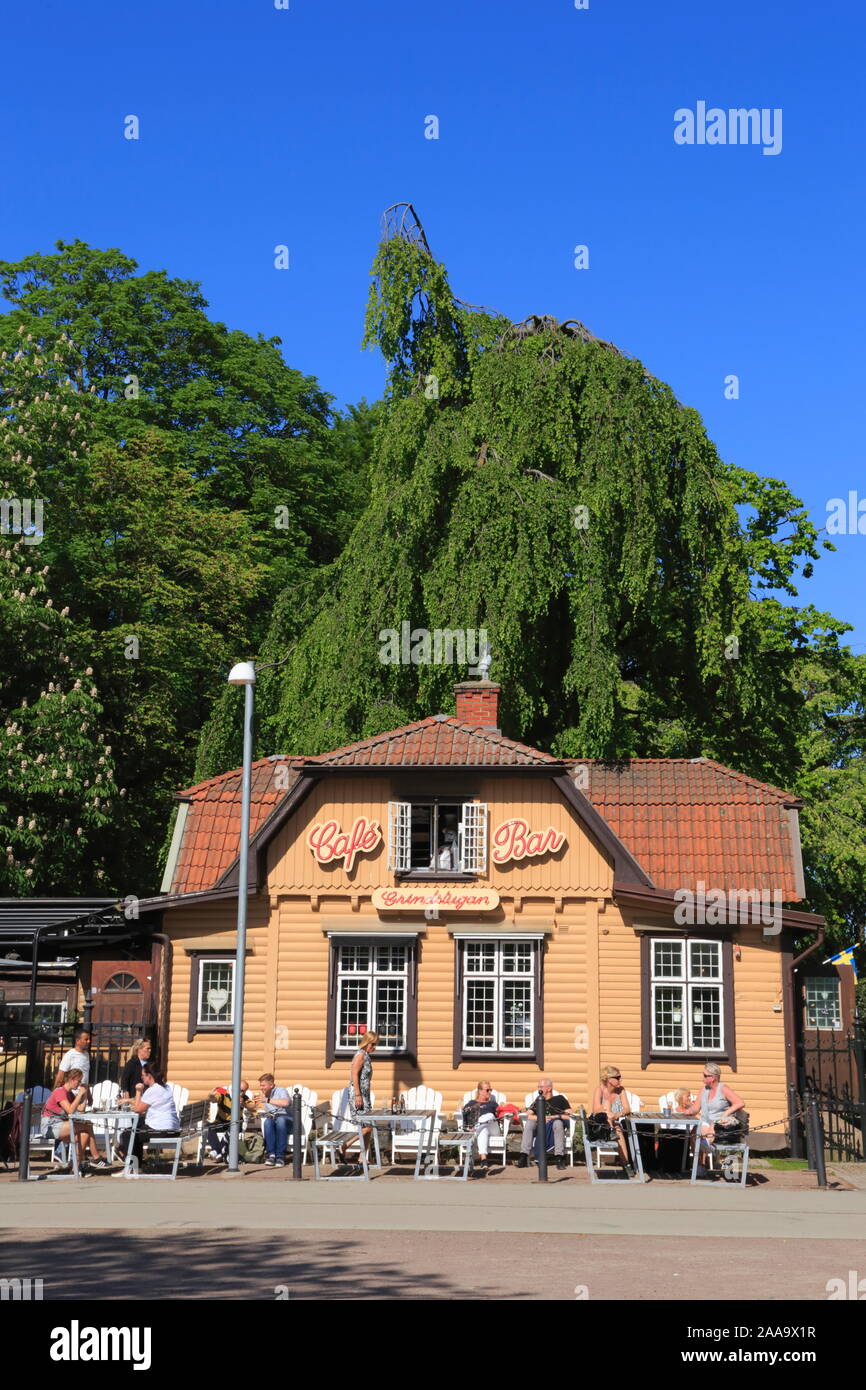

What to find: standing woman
left=339, top=1031, right=379, bottom=1165
left=119, top=1038, right=153, bottom=1099
left=590, top=1064, right=635, bottom=1177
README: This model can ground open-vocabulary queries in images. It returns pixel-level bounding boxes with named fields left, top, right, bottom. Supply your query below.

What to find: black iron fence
left=0, top=1010, right=157, bottom=1117
left=797, top=1020, right=866, bottom=1163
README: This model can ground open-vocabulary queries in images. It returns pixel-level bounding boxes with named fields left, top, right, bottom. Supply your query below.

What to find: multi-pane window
left=805, top=978, right=842, bottom=1030
left=198, top=959, right=235, bottom=1026
left=336, top=943, right=408, bottom=1052
left=463, top=940, right=534, bottom=1052
left=388, top=801, right=488, bottom=874
left=651, top=938, right=723, bottom=1053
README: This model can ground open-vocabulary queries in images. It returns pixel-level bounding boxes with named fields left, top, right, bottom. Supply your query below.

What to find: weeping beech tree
left=197, top=207, right=839, bottom=782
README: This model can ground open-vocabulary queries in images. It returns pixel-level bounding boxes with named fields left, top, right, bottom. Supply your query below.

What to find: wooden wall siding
left=266, top=776, right=613, bottom=896
left=161, top=900, right=273, bottom=1099
left=595, top=907, right=788, bottom=1127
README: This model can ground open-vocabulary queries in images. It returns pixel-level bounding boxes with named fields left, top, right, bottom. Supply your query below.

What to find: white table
left=623, top=1112, right=703, bottom=1183
left=63, top=1108, right=140, bottom=1179
left=352, top=1109, right=439, bottom=1181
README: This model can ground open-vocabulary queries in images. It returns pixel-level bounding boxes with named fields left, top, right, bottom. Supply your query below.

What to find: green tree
left=0, top=328, right=118, bottom=892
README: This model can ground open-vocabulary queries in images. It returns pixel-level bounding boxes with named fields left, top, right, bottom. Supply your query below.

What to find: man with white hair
left=517, top=1078, right=573, bottom=1170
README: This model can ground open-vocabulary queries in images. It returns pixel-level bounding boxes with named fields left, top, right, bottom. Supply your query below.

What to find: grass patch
left=764, top=1157, right=809, bottom=1170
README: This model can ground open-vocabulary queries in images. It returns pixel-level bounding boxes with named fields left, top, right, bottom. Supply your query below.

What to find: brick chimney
left=454, top=680, right=501, bottom=731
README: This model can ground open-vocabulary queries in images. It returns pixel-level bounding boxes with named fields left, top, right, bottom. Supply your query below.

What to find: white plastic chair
left=391, top=1086, right=442, bottom=1163
left=522, top=1091, right=576, bottom=1167
left=89, top=1081, right=121, bottom=1160
left=168, top=1083, right=189, bottom=1113
left=284, top=1086, right=317, bottom=1165
left=626, top=1091, right=642, bottom=1113
left=458, top=1090, right=511, bottom=1167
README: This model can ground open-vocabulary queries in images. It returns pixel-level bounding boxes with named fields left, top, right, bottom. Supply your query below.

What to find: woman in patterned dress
left=339, top=1031, right=379, bottom=1164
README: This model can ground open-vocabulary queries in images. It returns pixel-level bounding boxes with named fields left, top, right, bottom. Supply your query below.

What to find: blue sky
left=3, top=0, right=864, bottom=648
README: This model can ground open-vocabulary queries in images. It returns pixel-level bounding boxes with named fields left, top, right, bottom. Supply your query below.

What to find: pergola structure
left=0, top=898, right=151, bottom=1026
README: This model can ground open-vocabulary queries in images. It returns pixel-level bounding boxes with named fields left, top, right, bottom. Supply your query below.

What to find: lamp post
left=226, top=660, right=256, bottom=1172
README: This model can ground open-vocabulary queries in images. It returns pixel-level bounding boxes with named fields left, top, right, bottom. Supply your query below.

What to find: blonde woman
left=119, top=1038, right=152, bottom=1099
left=338, top=1031, right=380, bottom=1165
left=590, top=1065, right=635, bottom=1177
left=685, top=1062, right=744, bottom=1176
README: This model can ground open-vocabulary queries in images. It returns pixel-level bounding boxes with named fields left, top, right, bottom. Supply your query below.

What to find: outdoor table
left=63, top=1108, right=140, bottom=1179
left=352, top=1109, right=439, bottom=1180
left=623, top=1112, right=703, bottom=1183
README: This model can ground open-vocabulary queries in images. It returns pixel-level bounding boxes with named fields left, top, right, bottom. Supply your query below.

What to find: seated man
left=518, top=1079, right=573, bottom=1171
left=255, top=1074, right=294, bottom=1168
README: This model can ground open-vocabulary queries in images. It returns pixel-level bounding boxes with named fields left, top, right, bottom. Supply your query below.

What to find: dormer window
left=388, top=801, right=488, bottom=875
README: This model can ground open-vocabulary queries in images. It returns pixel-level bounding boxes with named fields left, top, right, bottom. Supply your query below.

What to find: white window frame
left=804, top=977, right=842, bottom=1031
left=388, top=800, right=488, bottom=875
left=461, top=938, right=535, bottom=1054
left=197, top=957, right=236, bottom=1027
left=4, top=1000, right=68, bottom=1025
left=335, top=941, right=409, bottom=1055
left=650, top=937, right=724, bottom=1054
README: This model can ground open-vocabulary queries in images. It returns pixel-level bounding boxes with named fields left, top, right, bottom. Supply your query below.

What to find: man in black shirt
left=517, top=1079, right=573, bottom=1170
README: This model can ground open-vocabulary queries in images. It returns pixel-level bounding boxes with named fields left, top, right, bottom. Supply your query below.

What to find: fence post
left=807, top=1094, right=828, bottom=1189
left=535, top=1092, right=548, bottom=1183
left=292, top=1089, right=303, bottom=1181
left=850, top=1022, right=866, bottom=1159
left=18, top=1089, right=32, bottom=1182
left=787, top=1084, right=803, bottom=1159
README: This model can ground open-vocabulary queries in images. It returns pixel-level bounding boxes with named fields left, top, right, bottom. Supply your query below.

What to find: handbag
left=713, top=1111, right=749, bottom=1145
left=585, top=1112, right=613, bottom=1142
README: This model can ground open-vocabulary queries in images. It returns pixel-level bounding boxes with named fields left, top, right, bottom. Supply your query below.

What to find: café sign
left=491, top=819, right=566, bottom=865
left=307, top=816, right=382, bottom=873
left=373, top=887, right=500, bottom=912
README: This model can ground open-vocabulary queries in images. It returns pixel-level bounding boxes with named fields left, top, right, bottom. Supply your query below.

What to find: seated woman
left=589, top=1065, right=635, bottom=1178
left=123, top=1064, right=181, bottom=1169
left=685, top=1062, right=745, bottom=1177
left=41, top=1068, right=110, bottom=1172
left=673, top=1087, right=692, bottom=1113
left=462, top=1081, right=501, bottom=1167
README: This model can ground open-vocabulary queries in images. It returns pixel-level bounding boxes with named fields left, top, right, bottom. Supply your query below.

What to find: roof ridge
left=177, top=755, right=298, bottom=799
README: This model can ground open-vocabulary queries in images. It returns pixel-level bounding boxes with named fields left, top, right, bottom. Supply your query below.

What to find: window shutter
left=387, top=801, right=411, bottom=871
left=459, top=802, right=488, bottom=874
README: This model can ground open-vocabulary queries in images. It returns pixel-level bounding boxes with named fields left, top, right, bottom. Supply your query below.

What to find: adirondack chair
left=168, top=1083, right=189, bottom=1114
left=522, top=1090, right=576, bottom=1166
left=390, top=1086, right=442, bottom=1163
left=284, top=1086, right=317, bottom=1165
left=458, top=1090, right=511, bottom=1166
left=89, top=1080, right=121, bottom=1161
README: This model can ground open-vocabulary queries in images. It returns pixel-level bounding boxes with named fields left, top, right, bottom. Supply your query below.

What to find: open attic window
left=388, top=800, right=488, bottom=875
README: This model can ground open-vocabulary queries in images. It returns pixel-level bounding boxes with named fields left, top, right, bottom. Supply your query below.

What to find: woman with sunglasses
left=590, top=1065, right=635, bottom=1177
left=686, top=1062, right=744, bottom=1176
left=461, top=1081, right=500, bottom=1167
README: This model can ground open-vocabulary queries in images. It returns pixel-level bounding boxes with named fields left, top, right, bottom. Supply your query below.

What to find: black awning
left=0, top=899, right=149, bottom=959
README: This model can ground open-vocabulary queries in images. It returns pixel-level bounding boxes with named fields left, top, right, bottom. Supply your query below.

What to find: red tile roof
left=577, top=758, right=802, bottom=896
left=165, top=735, right=804, bottom=902
left=313, top=716, right=559, bottom=768
left=170, top=758, right=303, bottom=896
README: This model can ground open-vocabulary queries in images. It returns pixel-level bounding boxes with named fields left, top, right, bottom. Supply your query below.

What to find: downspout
left=149, top=930, right=172, bottom=1068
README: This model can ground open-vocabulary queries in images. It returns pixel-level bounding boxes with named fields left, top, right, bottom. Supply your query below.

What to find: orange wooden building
left=140, top=680, right=826, bottom=1148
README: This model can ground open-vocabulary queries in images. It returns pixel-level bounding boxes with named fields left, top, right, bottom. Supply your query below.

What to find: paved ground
left=2, top=1162, right=862, bottom=1299
left=1, top=1227, right=862, bottom=1300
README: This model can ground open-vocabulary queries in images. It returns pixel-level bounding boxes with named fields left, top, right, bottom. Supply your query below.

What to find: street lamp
left=226, top=660, right=256, bottom=1171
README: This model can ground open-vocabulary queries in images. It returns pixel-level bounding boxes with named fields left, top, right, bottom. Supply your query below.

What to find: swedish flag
left=823, top=945, right=859, bottom=980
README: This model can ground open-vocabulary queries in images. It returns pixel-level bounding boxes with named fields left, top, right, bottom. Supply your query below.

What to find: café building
left=141, top=680, right=827, bottom=1145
